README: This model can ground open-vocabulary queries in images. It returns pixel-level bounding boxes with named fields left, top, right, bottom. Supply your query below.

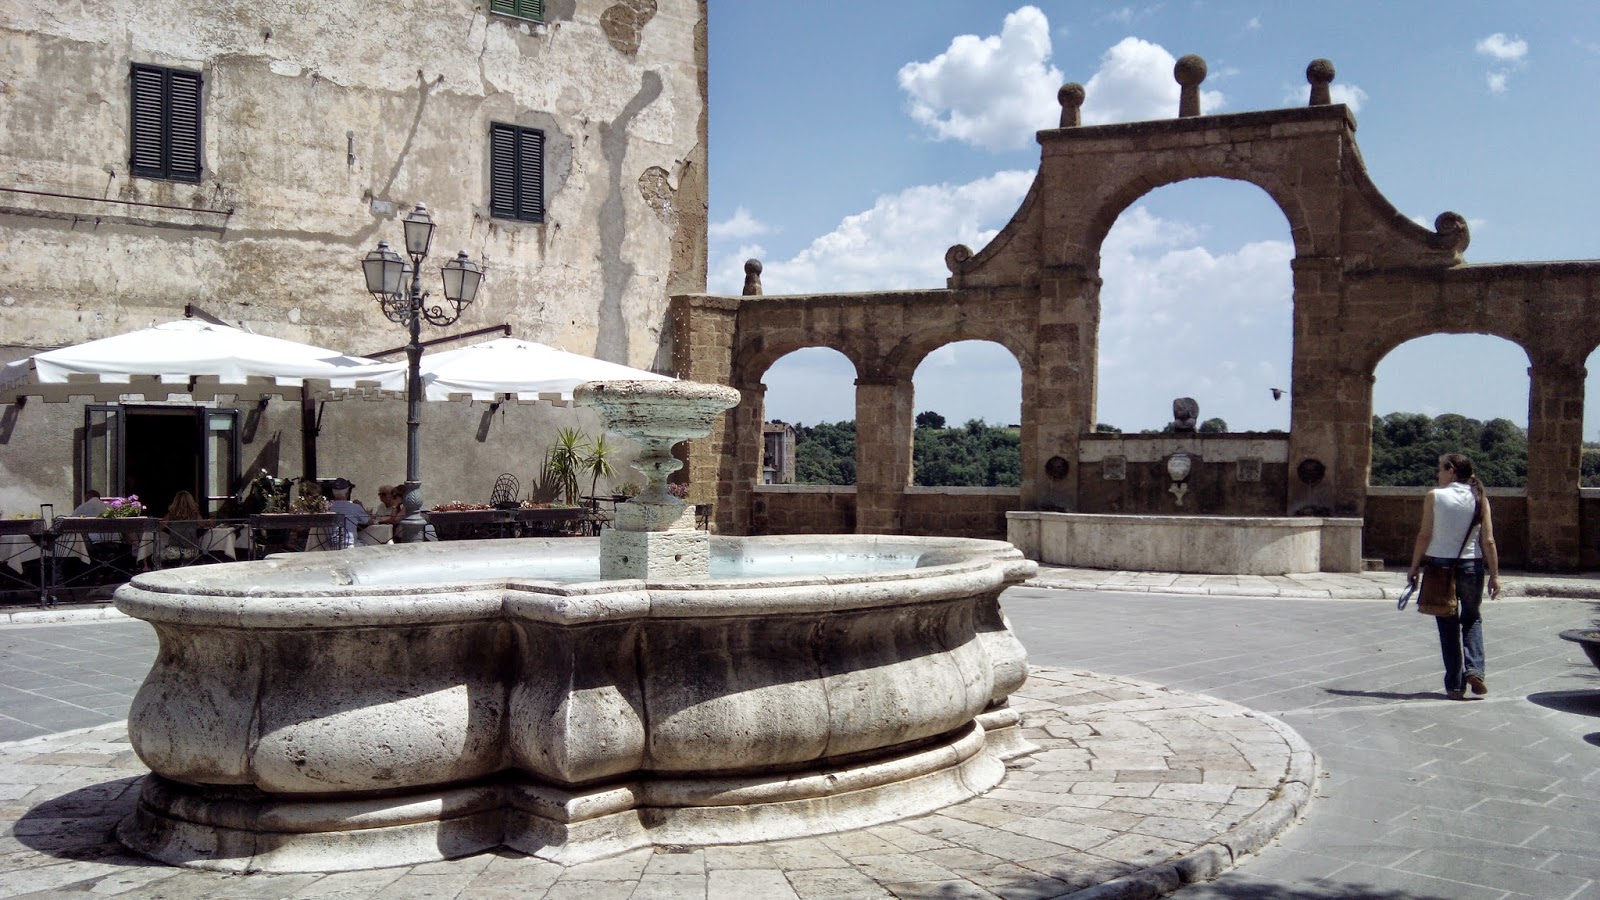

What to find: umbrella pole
left=300, top=395, right=318, bottom=483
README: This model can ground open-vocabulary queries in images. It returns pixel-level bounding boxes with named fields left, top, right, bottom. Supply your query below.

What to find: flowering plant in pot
left=98, top=496, right=145, bottom=518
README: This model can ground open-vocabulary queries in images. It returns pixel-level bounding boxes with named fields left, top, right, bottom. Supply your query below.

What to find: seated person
left=374, top=485, right=406, bottom=526
left=328, top=478, right=372, bottom=550
left=160, top=490, right=206, bottom=563
left=69, top=490, right=115, bottom=546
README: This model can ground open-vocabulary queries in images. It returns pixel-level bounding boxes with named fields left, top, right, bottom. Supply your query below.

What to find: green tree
left=915, top=410, right=946, bottom=429
left=1199, top=417, right=1228, bottom=433
left=1368, top=412, right=1527, bottom=487
left=794, top=421, right=856, bottom=485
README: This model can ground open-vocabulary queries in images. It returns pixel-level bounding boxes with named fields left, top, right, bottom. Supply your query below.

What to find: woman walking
left=1407, top=453, right=1501, bottom=700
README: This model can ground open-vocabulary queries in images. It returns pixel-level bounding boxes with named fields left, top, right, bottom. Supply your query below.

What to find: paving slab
left=0, top=666, right=1311, bottom=899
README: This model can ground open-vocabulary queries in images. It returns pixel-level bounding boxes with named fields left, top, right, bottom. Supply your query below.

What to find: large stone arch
left=673, top=60, right=1600, bottom=569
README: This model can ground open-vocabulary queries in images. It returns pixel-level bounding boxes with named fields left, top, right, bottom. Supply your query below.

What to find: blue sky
left=704, top=2, right=1600, bottom=435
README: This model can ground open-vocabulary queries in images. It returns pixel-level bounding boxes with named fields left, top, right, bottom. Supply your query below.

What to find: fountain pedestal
left=575, top=378, right=739, bottom=582
left=601, top=501, right=705, bottom=580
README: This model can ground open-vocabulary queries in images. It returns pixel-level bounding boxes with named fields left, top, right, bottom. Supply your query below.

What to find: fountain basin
left=115, top=535, right=1035, bottom=871
left=1560, top=629, right=1600, bottom=672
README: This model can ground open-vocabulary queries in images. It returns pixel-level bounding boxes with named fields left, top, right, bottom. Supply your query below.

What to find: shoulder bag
left=1417, top=498, right=1479, bottom=617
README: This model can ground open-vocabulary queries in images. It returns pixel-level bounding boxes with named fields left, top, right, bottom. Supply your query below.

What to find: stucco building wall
left=0, top=0, right=706, bottom=512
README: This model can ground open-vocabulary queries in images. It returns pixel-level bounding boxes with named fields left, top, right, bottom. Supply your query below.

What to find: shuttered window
left=490, top=123, right=545, bottom=223
left=489, top=0, right=543, bottom=22
left=130, top=64, right=203, bottom=182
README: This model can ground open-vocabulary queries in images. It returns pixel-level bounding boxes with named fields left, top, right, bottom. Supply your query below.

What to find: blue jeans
left=1426, top=556, right=1485, bottom=693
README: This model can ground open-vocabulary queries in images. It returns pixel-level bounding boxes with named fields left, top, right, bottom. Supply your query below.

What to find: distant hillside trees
left=1369, top=413, right=1528, bottom=487
left=791, top=411, right=1551, bottom=488
left=789, top=415, right=1022, bottom=487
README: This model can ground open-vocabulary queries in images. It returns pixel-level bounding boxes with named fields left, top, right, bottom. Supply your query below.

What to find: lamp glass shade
left=441, top=251, right=483, bottom=307
left=402, top=203, right=435, bottom=257
left=362, top=242, right=406, bottom=296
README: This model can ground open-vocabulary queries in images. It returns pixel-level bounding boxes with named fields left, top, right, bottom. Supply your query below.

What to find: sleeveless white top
left=1425, top=481, right=1480, bottom=559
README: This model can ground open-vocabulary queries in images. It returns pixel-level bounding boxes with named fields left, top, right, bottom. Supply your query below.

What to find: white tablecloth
left=304, top=523, right=391, bottom=552
left=0, top=533, right=41, bottom=574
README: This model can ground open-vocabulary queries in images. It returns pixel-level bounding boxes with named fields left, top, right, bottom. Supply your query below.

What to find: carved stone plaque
left=1236, top=457, right=1262, bottom=482
left=1103, top=456, right=1126, bottom=480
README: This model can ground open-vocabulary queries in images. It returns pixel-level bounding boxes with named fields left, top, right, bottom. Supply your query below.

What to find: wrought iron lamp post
left=361, top=203, right=483, bottom=542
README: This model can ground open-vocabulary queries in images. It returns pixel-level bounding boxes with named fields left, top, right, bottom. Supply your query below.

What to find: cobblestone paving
left=0, top=667, right=1311, bottom=899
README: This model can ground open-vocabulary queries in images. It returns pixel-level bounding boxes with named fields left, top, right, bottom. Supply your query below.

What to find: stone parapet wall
left=747, top=485, right=1021, bottom=539
left=1362, top=487, right=1528, bottom=568
left=903, top=487, right=1018, bottom=540
left=750, top=485, right=855, bottom=535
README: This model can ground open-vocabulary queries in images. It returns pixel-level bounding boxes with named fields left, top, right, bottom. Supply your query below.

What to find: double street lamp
left=361, top=203, right=483, bottom=542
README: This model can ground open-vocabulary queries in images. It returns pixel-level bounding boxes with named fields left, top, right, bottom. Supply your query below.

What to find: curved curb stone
left=1050, top=674, right=1319, bottom=900
left=0, top=666, right=1314, bottom=898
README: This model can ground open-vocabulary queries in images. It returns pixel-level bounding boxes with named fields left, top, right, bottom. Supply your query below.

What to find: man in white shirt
left=327, top=479, right=371, bottom=550
left=69, top=490, right=114, bottom=543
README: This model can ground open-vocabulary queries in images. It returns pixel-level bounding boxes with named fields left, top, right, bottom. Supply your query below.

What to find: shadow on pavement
left=1174, top=880, right=1474, bottom=899
left=14, top=775, right=146, bottom=864
left=1526, top=689, right=1600, bottom=717
left=1322, top=688, right=1445, bottom=702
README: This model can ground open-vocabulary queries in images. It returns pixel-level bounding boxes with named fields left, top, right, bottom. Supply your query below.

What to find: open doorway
left=84, top=404, right=240, bottom=517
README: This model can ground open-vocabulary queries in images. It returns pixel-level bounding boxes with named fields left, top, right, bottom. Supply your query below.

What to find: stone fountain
left=114, top=379, right=1037, bottom=872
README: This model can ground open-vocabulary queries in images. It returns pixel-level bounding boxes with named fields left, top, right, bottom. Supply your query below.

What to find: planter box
left=55, top=516, right=158, bottom=536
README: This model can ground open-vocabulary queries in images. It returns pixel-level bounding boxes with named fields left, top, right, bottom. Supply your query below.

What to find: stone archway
left=674, top=59, right=1600, bottom=570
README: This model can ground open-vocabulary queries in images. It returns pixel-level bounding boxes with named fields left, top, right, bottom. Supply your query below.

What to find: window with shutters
left=489, top=0, right=543, bottom=23
left=489, top=123, right=545, bottom=223
left=130, top=64, right=203, bottom=183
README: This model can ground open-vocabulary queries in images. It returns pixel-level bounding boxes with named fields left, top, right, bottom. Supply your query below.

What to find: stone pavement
left=1, top=567, right=1598, bottom=899
left=0, top=664, right=1310, bottom=899
left=1025, top=565, right=1600, bottom=601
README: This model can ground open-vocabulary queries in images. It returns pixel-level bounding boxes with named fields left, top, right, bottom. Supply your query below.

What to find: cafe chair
left=490, top=473, right=521, bottom=510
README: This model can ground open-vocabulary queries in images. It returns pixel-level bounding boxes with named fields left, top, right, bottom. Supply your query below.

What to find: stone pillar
left=1286, top=366, right=1371, bottom=517
left=720, top=381, right=765, bottom=535
left=1286, top=256, right=1365, bottom=517
left=668, top=294, right=742, bottom=530
left=1526, top=361, right=1584, bottom=570
left=855, top=376, right=914, bottom=534
left=1030, top=268, right=1098, bottom=512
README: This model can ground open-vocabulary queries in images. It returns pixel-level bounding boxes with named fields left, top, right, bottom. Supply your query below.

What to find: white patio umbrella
left=363, top=337, right=673, bottom=402
left=0, top=319, right=404, bottom=402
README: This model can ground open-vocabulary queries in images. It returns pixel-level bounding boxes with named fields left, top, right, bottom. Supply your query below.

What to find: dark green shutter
left=516, top=128, right=544, bottom=222
left=490, top=124, right=544, bottom=223
left=130, top=64, right=202, bottom=182
left=167, top=70, right=203, bottom=181
left=490, top=125, right=517, bottom=219
left=130, top=66, right=167, bottom=177
left=490, top=0, right=542, bottom=21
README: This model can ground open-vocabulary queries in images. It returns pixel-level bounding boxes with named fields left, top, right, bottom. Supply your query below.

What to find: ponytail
left=1440, top=453, right=1484, bottom=524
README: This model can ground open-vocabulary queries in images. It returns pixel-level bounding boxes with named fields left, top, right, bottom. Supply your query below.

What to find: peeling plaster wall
left=0, top=0, right=706, bottom=508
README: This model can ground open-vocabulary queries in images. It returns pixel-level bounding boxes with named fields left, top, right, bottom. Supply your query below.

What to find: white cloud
left=708, top=206, right=771, bottom=242
left=1094, top=205, right=1293, bottom=430
left=1282, top=81, right=1368, bottom=112
left=1244, top=16, right=1261, bottom=31
left=1330, top=84, right=1368, bottom=111
left=1475, top=32, right=1528, bottom=94
left=1476, top=33, right=1528, bottom=62
left=898, top=6, right=1063, bottom=152
left=1080, top=37, right=1226, bottom=125
left=711, top=170, right=1036, bottom=295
